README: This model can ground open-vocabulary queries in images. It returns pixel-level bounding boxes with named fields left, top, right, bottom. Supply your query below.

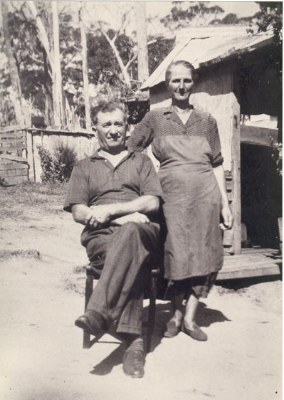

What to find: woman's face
left=167, top=65, right=194, bottom=102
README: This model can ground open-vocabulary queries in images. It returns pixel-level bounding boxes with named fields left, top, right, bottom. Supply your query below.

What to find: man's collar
left=91, top=148, right=134, bottom=160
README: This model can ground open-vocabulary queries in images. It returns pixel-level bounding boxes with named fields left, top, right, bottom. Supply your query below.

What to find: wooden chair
left=83, top=264, right=160, bottom=352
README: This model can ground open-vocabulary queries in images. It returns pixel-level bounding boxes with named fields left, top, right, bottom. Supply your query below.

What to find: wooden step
left=217, top=248, right=281, bottom=280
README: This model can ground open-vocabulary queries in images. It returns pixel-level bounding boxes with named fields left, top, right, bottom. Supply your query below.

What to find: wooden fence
left=0, top=125, right=29, bottom=184
left=0, top=126, right=98, bottom=184
left=26, top=128, right=98, bottom=182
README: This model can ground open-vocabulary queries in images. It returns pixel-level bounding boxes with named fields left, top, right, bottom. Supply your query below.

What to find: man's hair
left=91, top=101, right=128, bottom=125
left=165, top=60, right=197, bottom=86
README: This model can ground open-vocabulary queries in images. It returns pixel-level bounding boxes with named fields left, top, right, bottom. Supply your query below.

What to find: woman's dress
left=128, top=107, right=224, bottom=280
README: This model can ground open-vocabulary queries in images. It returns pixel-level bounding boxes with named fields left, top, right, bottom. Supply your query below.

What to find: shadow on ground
left=89, top=301, right=230, bottom=376
left=90, top=343, right=125, bottom=376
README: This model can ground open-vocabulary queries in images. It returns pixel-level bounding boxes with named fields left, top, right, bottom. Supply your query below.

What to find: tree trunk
left=100, top=29, right=131, bottom=86
left=42, top=48, right=53, bottom=127
left=0, top=2, right=25, bottom=126
left=135, top=2, right=149, bottom=83
left=26, top=1, right=54, bottom=68
left=52, top=1, right=65, bottom=128
left=79, top=6, right=91, bottom=130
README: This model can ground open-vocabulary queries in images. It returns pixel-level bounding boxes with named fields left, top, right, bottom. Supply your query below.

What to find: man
left=64, top=101, right=161, bottom=378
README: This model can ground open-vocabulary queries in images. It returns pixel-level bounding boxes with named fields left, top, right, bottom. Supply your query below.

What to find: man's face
left=96, top=109, right=127, bottom=153
left=167, top=65, right=194, bottom=102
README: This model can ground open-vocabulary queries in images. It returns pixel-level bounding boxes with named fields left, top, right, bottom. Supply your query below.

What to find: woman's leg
left=183, top=292, right=199, bottom=330
left=170, top=290, right=184, bottom=326
left=182, top=276, right=212, bottom=341
left=164, top=280, right=186, bottom=337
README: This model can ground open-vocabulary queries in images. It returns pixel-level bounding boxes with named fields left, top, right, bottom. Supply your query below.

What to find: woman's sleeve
left=127, top=112, right=154, bottom=152
left=207, top=116, right=224, bottom=167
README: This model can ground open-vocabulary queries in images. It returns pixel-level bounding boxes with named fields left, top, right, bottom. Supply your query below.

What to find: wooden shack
left=140, top=26, right=282, bottom=278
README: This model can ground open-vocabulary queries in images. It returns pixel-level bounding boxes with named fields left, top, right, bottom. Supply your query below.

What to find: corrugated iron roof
left=141, top=31, right=274, bottom=90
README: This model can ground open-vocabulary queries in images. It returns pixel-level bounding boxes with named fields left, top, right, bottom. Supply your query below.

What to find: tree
left=255, top=2, right=282, bottom=44
left=0, top=2, right=177, bottom=128
left=0, top=2, right=25, bottom=126
left=221, top=13, right=239, bottom=25
left=26, top=1, right=65, bottom=127
left=95, top=17, right=137, bottom=87
left=135, top=2, right=149, bottom=83
left=148, top=37, right=175, bottom=75
left=161, top=1, right=224, bottom=29
left=79, top=5, right=91, bottom=130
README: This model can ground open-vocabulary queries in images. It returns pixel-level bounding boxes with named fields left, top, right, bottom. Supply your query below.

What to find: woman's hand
left=219, top=203, right=233, bottom=230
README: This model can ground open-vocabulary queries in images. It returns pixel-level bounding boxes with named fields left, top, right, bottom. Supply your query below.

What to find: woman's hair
left=165, top=60, right=197, bottom=86
left=91, top=101, right=128, bottom=125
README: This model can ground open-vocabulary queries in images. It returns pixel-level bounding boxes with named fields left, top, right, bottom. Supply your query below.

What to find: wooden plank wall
left=27, top=130, right=98, bottom=182
left=0, top=126, right=29, bottom=184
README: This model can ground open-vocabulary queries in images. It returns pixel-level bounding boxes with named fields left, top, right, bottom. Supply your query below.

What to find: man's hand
left=111, top=212, right=150, bottom=226
left=87, top=205, right=113, bottom=228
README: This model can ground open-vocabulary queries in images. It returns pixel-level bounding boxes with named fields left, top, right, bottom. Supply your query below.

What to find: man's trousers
left=85, top=222, right=160, bottom=335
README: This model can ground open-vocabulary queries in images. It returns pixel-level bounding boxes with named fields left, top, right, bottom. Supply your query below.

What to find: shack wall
left=27, top=130, right=98, bottom=182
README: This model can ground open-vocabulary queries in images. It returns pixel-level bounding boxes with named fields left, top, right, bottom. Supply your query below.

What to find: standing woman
left=128, top=60, right=233, bottom=341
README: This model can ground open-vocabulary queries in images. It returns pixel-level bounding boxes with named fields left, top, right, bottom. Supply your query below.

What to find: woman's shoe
left=182, top=322, right=208, bottom=341
left=164, top=319, right=182, bottom=338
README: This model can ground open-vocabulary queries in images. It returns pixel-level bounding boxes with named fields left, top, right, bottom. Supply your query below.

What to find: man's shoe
left=123, top=350, right=145, bottom=378
left=75, top=311, right=106, bottom=336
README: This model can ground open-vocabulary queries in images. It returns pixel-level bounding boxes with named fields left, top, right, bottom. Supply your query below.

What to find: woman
left=128, top=60, right=233, bottom=341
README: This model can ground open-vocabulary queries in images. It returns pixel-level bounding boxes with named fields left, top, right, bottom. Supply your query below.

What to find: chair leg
left=147, top=273, right=157, bottom=353
left=83, top=275, right=93, bottom=349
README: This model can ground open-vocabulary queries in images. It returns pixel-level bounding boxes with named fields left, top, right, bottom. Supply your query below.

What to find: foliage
left=255, top=2, right=282, bottom=44
left=148, top=37, right=175, bottom=75
left=87, top=29, right=136, bottom=89
left=126, top=101, right=150, bottom=125
left=6, top=4, right=51, bottom=112
left=37, top=143, right=77, bottom=183
left=221, top=13, right=239, bottom=25
left=161, top=1, right=224, bottom=28
left=272, top=143, right=282, bottom=176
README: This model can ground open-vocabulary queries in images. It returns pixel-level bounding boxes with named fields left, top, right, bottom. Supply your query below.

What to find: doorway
left=241, top=143, right=282, bottom=249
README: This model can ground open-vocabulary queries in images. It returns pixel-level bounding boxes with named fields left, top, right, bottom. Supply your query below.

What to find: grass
left=0, top=182, right=67, bottom=218
left=0, top=249, right=41, bottom=261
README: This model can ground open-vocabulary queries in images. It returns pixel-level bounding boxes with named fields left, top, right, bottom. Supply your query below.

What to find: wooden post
left=79, top=5, right=91, bottom=130
left=135, top=2, right=149, bottom=83
left=26, top=130, right=35, bottom=182
left=231, top=95, right=241, bottom=254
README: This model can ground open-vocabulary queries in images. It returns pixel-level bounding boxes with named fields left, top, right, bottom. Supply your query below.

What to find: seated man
left=64, top=101, right=161, bottom=378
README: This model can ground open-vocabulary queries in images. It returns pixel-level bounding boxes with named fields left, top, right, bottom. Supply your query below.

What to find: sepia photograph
left=0, top=1, right=282, bottom=399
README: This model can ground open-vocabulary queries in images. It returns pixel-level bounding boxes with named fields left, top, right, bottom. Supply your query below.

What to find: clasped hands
left=86, top=204, right=150, bottom=229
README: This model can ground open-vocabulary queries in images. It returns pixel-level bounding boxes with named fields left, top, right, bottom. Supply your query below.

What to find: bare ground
left=0, top=183, right=282, bottom=400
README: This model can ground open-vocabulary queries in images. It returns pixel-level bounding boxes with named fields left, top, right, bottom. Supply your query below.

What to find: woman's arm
left=127, top=112, right=154, bottom=151
left=213, top=165, right=233, bottom=230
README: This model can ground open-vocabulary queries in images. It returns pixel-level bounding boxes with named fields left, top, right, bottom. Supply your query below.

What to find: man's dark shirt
left=64, top=150, right=162, bottom=246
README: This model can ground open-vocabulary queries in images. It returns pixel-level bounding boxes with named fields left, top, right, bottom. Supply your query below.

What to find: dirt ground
left=0, top=183, right=282, bottom=400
